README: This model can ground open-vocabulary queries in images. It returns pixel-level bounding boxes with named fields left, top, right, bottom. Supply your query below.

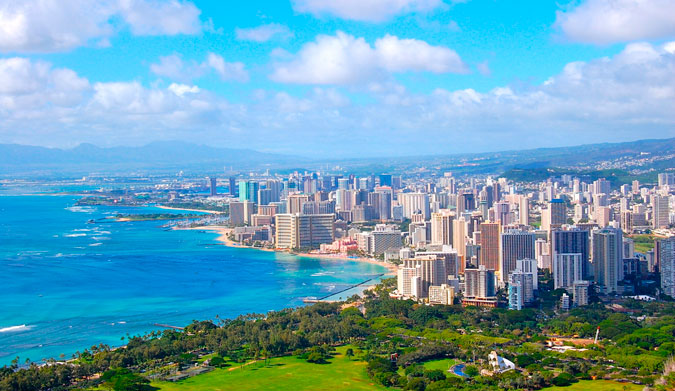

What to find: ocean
left=0, top=192, right=387, bottom=365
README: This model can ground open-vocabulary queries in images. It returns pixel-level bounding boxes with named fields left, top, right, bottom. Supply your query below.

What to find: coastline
left=174, top=225, right=397, bottom=276
left=156, top=205, right=224, bottom=214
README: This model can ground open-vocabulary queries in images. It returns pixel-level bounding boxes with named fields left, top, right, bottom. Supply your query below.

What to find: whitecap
left=0, top=324, right=33, bottom=333
left=65, top=233, right=86, bottom=237
left=89, top=243, right=103, bottom=247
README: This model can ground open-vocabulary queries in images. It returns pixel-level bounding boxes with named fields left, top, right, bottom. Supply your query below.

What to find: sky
left=0, top=0, right=674, bottom=157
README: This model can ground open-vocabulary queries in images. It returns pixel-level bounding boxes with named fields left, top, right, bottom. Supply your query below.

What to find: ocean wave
left=310, top=271, right=335, bottom=277
left=89, top=243, right=103, bottom=247
left=65, top=206, right=94, bottom=213
left=65, top=233, right=87, bottom=237
left=0, top=325, right=33, bottom=333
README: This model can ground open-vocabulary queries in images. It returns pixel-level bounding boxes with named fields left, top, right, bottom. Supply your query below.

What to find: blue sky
left=0, top=0, right=674, bottom=157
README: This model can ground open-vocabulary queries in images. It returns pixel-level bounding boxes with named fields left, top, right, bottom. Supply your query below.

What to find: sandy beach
left=174, top=225, right=397, bottom=275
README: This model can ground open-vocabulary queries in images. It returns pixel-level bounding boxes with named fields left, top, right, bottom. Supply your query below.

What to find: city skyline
left=0, top=0, right=674, bottom=157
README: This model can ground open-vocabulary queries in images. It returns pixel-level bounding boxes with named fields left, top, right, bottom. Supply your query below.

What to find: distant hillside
left=0, top=141, right=299, bottom=176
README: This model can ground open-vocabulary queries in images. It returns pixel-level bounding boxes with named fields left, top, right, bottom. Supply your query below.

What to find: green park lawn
left=151, top=346, right=387, bottom=391
left=546, top=379, right=643, bottom=391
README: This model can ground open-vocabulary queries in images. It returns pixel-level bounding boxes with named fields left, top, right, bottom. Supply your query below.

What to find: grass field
left=546, top=379, right=642, bottom=391
left=421, top=358, right=458, bottom=372
left=150, top=346, right=387, bottom=391
left=630, top=234, right=656, bottom=254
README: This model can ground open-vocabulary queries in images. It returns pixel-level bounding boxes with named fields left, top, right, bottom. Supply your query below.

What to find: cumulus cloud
left=271, top=32, right=468, bottom=84
left=149, top=53, right=249, bottom=82
left=235, top=23, right=293, bottom=42
left=1, top=42, right=674, bottom=156
left=0, top=0, right=204, bottom=53
left=292, top=0, right=444, bottom=22
left=555, top=0, right=675, bottom=45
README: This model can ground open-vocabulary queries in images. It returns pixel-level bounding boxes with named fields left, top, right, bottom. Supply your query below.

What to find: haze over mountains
left=1, top=137, right=673, bottom=177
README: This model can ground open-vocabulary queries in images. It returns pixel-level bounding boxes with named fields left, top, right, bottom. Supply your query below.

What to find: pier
left=302, top=273, right=384, bottom=303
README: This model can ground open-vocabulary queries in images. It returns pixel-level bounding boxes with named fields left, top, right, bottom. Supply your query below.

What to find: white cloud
left=205, top=53, right=249, bottom=82
left=292, top=0, right=444, bottom=22
left=149, top=53, right=249, bottom=82
left=271, top=32, right=468, bottom=84
left=0, top=0, right=204, bottom=53
left=235, top=23, right=293, bottom=42
left=118, top=0, right=202, bottom=36
left=555, top=0, right=675, bottom=45
left=149, top=54, right=187, bottom=80
left=1, top=42, right=674, bottom=156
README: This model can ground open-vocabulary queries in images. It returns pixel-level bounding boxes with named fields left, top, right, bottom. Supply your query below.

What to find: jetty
left=302, top=273, right=384, bottom=303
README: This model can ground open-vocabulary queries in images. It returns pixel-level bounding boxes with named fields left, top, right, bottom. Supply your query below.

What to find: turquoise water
left=0, top=193, right=386, bottom=365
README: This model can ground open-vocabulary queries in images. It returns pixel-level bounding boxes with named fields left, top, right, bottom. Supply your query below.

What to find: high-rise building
left=229, top=201, right=254, bottom=226
left=593, top=178, right=611, bottom=195
left=592, top=227, right=623, bottom=294
left=479, top=222, right=501, bottom=272
left=429, top=284, right=455, bottom=305
left=399, top=192, right=430, bottom=220
left=573, top=280, right=590, bottom=306
left=519, top=196, right=529, bottom=226
left=659, top=238, right=675, bottom=298
left=494, top=201, right=511, bottom=226
left=457, top=192, right=475, bottom=214
left=653, top=195, right=670, bottom=229
left=549, top=199, right=567, bottom=229
left=508, top=259, right=536, bottom=309
left=209, top=177, right=217, bottom=196
left=287, top=193, right=310, bottom=215
left=453, top=218, right=468, bottom=269
left=275, top=214, right=335, bottom=249
left=553, top=253, right=583, bottom=290
left=499, top=230, right=535, bottom=282
left=359, top=225, right=402, bottom=255
left=229, top=177, right=237, bottom=196
left=397, top=267, right=419, bottom=297
left=402, top=255, right=449, bottom=297
left=464, top=265, right=496, bottom=299
left=658, top=173, right=675, bottom=187
left=552, top=228, right=590, bottom=278
left=239, top=180, right=259, bottom=203
left=430, top=210, right=455, bottom=246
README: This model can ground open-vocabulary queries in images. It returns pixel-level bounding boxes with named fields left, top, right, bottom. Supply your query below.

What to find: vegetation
left=1, top=279, right=673, bottom=391
left=115, top=214, right=204, bottom=222
left=631, top=234, right=657, bottom=254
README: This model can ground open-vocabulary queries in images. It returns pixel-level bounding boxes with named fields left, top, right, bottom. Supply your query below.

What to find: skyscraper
left=430, top=210, right=454, bottom=246
left=499, top=230, right=535, bottom=282
left=209, top=177, right=217, bottom=196
left=592, top=227, right=623, bottom=294
left=275, top=214, right=335, bottom=249
left=653, top=195, right=670, bottom=229
left=659, top=237, right=675, bottom=298
left=479, top=222, right=501, bottom=273
left=552, top=228, right=590, bottom=278
left=239, top=180, right=259, bottom=203
left=464, top=265, right=496, bottom=299
left=519, top=196, right=529, bottom=226
left=229, top=177, right=237, bottom=196
left=553, top=253, right=583, bottom=290
left=399, top=192, right=430, bottom=220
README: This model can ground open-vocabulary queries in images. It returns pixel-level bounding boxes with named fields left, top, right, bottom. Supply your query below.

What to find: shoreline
left=174, top=225, right=397, bottom=276
left=156, top=205, right=225, bottom=214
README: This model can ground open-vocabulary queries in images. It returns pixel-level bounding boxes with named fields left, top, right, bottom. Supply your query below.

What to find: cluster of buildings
left=204, top=170, right=675, bottom=309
